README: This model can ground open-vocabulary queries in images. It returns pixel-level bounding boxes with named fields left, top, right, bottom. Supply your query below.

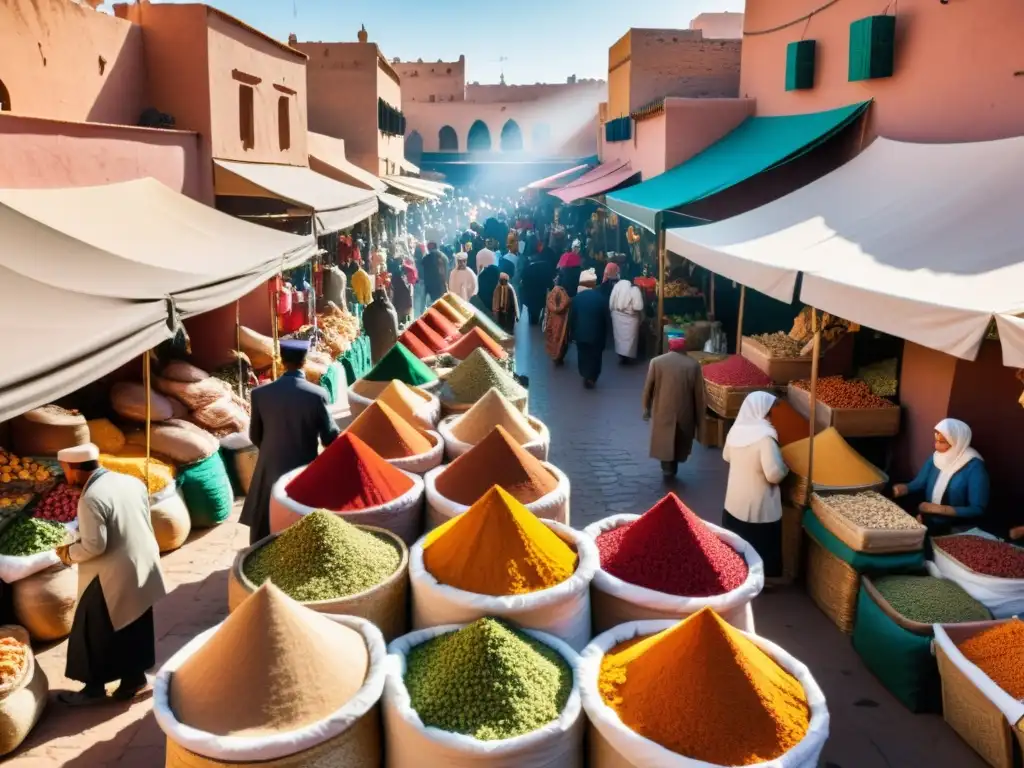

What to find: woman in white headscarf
left=720, top=391, right=789, bottom=576
left=893, top=418, right=990, bottom=534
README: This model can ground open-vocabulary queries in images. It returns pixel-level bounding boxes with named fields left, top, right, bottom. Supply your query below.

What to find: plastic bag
left=928, top=538, right=1024, bottom=619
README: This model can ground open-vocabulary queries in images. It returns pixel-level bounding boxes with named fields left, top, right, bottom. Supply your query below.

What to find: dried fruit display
left=748, top=332, right=807, bottom=358
left=33, top=484, right=81, bottom=524
left=703, top=356, right=773, bottom=388
left=935, top=535, right=1024, bottom=579
left=0, top=451, right=53, bottom=488
left=0, top=636, right=28, bottom=688
left=792, top=376, right=896, bottom=410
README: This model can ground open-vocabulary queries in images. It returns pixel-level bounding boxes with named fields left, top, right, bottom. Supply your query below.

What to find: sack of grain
left=153, top=376, right=230, bottom=411
left=167, top=397, right=189, bottom=420
left=87, top=418, right=125, bottom=455
left=12, top=406, right=90, bottom=457
left=239, top=326, right=276, bottom=371
left=11, top=564, right=78, bottom=643
left=0, top=626, right=49, bottom=757
left=162, top=361, right=209, bottom=384
left=191, top=396, right=249, bottom=435
left=111, top=383, right=174, bottom=423
left=126, top=420, right=219, bottom=466
left=100, top=449, right=176, bottom=495
left=151, top=486, right=192, bottom=554
left=178, top=452, right=234, bottom=528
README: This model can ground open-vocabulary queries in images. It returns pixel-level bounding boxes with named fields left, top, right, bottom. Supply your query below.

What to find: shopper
left=362, top=288, right=400, bottom=363
left=609, top=271, right=645, bottom=363
left=569, top=270, right=609, bottom=388
left=492, top=272, right=519, bottom=334
left=448, top=252, right=478, bottom=301
left=643, top=337, right=705, bottom=477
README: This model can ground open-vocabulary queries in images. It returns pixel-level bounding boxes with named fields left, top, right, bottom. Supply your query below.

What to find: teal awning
left=605, top=102, right=870, bottom=232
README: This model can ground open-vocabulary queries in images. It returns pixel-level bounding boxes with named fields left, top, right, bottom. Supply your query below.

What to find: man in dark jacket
left=569, top=272, right=610, bottom=389
left=421, top=242, right=449, bottom=302
left=520, top=252, right=556, bottom=326
left=363, top=289, right=399, bottom=363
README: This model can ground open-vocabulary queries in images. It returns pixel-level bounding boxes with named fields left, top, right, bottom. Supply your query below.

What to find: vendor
left=892, top=418, right=990, bottom=534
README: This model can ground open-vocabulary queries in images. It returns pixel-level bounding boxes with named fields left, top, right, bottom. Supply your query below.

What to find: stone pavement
left=7, top=324, right=983, bottom=766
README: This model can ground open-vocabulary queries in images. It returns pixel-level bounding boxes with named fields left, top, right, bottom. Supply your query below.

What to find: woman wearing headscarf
left=598, top=262, right=620, bottom=304
left=557, top=241, right=583, bottom=298
left=609, top=270, right=645, bottom=363
left=720, top=391, right=789, bottom=577
left=544, top=276, right=572, bottom=364
left=893, top=418, right=990, bottom=534
left=492, top=273, right=519, bottom=334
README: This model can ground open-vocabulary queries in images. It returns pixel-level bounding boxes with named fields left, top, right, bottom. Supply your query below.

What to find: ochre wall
left=628, top=30, right=741, bottom=112
left=392, top=57, right=465, bottom=103
left=607, top=32, right=632, bottom=119
left=376, top=59, right=405, bottom=175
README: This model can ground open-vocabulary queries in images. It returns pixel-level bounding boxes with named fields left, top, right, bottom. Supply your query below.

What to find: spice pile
left=286, top=433, right=414, bottom=511
left=171, top=584, right=368, bottom=736
left=434, top=426, right=557, bottom=506
left=440, top=293, right=474, bottom=320
left=781, top=428, right=884, bottom=487
left=33, top=484, right=81, bottom=524
left=768, top=400, right=810, bottom=447
left=596, top=494, right=748, bottom=597
left=857, top=359, right=898, bottom=398
left=423, top=486, right=577, bottom=596
left=345, top=401, right=433, bottom=460
left=598, top=608, right=810, bottom=764
left=444, top=328, right=508, bottom=361
left=934, top=536, right=1024, bottom=579
left=818, top=492, right=923, bottom=532
left=703, top=356, right=773, bottom=388
left=363, top=343, right=438, bottom=387
left=98, top=449, right=176, bottom=494
left=403, top=617, right=572, bottom=740
left=0, top=635, right=27, bottom=687
left=443, top=349, right=526, bottom=406
left=373, top=381, right=432, bottom=427
left=0, top=516, right=67, bottom=557
left=432, top=299, right=466, bottom=325
left=399, top=326, right=440, bottom=359
left=748, top=332, right=807, bottom=358
left=406, top=319, right=447, bottom=352
left=958, top=619, right=1024, bottom=700
left=450, top=388, right=540, bottom=445
left=0, top=450, right=53, bottom=488
left=422, top=308, right=461, bottom=341
left=244, top=510, right=401, bottom=601
left=793, top=376, right=896, bottom=410
left=460, top=313, right=512, bottom=344
left=873, top=575, right=990, bottom=624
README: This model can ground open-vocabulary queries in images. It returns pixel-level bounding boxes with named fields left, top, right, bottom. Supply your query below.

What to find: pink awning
left=551, top=161, right=638, bottom=204
left=520, top=164, right=591, bottom=192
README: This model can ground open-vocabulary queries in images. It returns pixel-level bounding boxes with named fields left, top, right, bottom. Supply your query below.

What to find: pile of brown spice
left=345, top=401, right=434, bottom=459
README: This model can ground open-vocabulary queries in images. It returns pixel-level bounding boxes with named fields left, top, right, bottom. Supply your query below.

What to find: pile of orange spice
left=345, top=401, right=433, bottom=460
left=957, top=619, right=1024, bottom=700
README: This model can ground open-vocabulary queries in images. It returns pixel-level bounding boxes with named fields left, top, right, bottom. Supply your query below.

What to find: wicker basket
left=781, top=503, right=805, bottom=583
left=783, top=470, right=887, bottom=508
left=810, top=493, right=925, bottom=554
left=741, top=336, right=816, bottom=384
left=804, top=530, right=859, bottom=634
left=787, top=383, right=901, bottom=438
left=704, top=381, right=775, bottom=420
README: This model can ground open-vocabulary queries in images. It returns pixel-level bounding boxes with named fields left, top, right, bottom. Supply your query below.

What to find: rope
left=744, top=0, right=843, bottom=36
left=143, top=351, right=152, bottom=505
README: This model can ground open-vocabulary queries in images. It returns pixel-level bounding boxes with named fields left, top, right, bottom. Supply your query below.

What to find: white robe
left=448, top=267, right=478, bottom=302
left=609, top=280, right=644, bottom=358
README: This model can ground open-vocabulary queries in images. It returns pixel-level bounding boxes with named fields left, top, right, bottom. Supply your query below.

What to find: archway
left=405, top=130, right=423, bottom=163
left=531, top=123, right=551, bottom=152
left=467, top=120, right=492, bottom=152
left=438, top=125, right=459, bottom=151
left=0, top=79, right=10, bottom=112
left=500, top=119, right=523, bottom=152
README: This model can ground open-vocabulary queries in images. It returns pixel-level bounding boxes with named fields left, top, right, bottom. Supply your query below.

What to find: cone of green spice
left=443, top=349, right=526, bottom=406
left=403, top=618, right=572, bottom=740
left=363, top=343, right=438, bottom=386
left=243, top=510, right=402, bottom=602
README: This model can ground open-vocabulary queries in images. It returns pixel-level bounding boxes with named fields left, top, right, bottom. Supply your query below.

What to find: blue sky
left=150, top=0, right=743, bottom=84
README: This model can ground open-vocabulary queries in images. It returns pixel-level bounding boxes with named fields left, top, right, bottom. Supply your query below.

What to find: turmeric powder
left=599, top=607, right=810, bottom=765
left=781, top=427, right=883, bottom=486
left=422, top=485, right=578, bottom=596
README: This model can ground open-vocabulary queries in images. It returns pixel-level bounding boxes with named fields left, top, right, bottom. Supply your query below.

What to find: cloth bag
left=150, top=485, right=192, bottom=554
left=0, top=627, right=49, bottom=757
left=437, top=414, right=550, bottom=462
left=927, top=536, right=1024, bottom=619
left=579, top=620, right=830, bottom=768
left=583, top=515, right=764, bottom=634
left=409, top=521, right=598, bottom=651
left=383, top=431, right=445, bottom=476
left=178, top=452, right=234, bottom=528
left=384, top=624, right=584, bottom=768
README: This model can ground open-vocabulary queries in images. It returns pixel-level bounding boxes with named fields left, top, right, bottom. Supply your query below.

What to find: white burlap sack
left=423, top=463, right=570, bottom=530
left=927, top=538, right=1024, bottom=619
left=437, top=414, right=550, bottom=462
left=150, top=486, right=192, bottom=554
left=154, top=615, right=386, bottom=763
left=580, top=620, right=830, bottom=768
left=409, top=521, right=598, bottom=650
left=384, top=624, right=584, bottom=768
left=933, top=623, right=1024, bottom=727
left=0, top=627, right=49, bottom=758
left=583, top=515, right=764, bottom=634
left=385, top=431, right=444, bottom=476
left=348, top=387, right=441, bottom=430
left=0, top=551, right=61, bottom=584
left=270, top=466, right=425, bottom=545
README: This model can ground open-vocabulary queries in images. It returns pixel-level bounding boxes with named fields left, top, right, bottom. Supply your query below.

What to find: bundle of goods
left=857, top=358, right=898, bottom=397
left=32, top=483, right=81, bottom=524
left=110, top=382, right=176, bottom=423
left=443, top=327, right=508, bottom=362
left=421, top=307, right=462, bottom=343
left=440, top=292, right=475, bottom=321
left=0, top=518, right=76, bottom=642
left=384, top=618, right=583, bottom=767
left=788, top=307, right=858, bottom=347
left=219, top=432, right=258, bottom=497
left=347, top=379, right=440, bottom=429
left=423, top=426, right=569, bottom=529
left=781, top=427, right=887, bottom=504
left=315, top=303, right=361, bottom=357
left=702, top=356, right=775, bottom=419
left=411, top=486, right=597, bottom=649
left=354, top=343, right=440, bottom=398
left=0, top=449, right=57, bottom=494
left=584, top=493, right=763, bottom=634
left=853, top=574, right=990, bottom=712
left=98, top=448, right=176, bottom=495
left=176, top=450, right=234, bottom=529
left=810, top=491, right=925, bottom=554
left=238, top=325, right=276, bottom=372
left=580, top=609, right=828, bottom=768
left=437, top=387, right=550, bottom=460
left=768, top=400, right=812, bottom=447
left=930, top=535, right=1024, bottom=618
left=439, top=348, right=527, bottom=415
left=742, top=333, right=815, bottom=384
left=0, top=626, right=48, bottom=758
left=10, top=405, right=89, bottom=457
left=126, top=419, right=220, bottom=466
left=155, top=584, right=386, bottom=767
left=154, top=363, right=250, bottom=438
left=272, top=433, right=424, bottom=544
left=230, top=510, right=409, bottom=640
left=934, top=619, right=1024, bottom=768
left=210, top=354, right=257, bottom=403
left=790, top=375, right=900, bottom=437
left=149, top=486, right=192, bottom=554
left=344, top=402, right=442, bottom=474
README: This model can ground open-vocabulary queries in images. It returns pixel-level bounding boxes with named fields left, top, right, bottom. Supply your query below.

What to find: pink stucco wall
left=376, top=61, right=405, bottom=176
left=690, top=12, right=744, bottom=40
left=392, top=57, right=466, bottom=103
left=741, top=0, right=1024, bottom=141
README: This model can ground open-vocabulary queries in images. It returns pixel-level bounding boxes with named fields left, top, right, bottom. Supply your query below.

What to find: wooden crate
left=697, top=411, right=729, bottom=449
left=741, top=336, right=816, bottom=384
left=705, top=381, right=777, bottom=420
left=810, top=493, right=926, bottom=554
left=787, top=383, right=901, bottom=438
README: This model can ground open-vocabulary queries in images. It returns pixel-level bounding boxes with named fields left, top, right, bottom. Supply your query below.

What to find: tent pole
left=656, top=228, right=666, bottom=354
left=709, top=272, right=716, bottom=320
left=271, top=275, right=280, bottom=381
left=736, top=284, right=746, bottom=354
left=143, top=352, right=152, bottom=499
left=311, top=214, right=319, bottom=334
left=804, top=308, right=822, bottom=507
left=235, top=300, right=243, bottom=398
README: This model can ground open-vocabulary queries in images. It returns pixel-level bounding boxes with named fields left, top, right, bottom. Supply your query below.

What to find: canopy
left=377, top=190, right=409, bottom=213
left=550, top=161, right=639, bottom=204
left=520, top=163, right=590, bottom=192
left=307, top=132, right=386, bottom=192
left=214, top=160, right=378, bottom=234
left=384, top=175, right=440, bottom=201
left=606, top=102, right=870, bottom=231
left=400, top=158, right=421, bottom=175
left=384, top=175, right=450, bottom=199
left=666, top=136, right=1024, bottom=365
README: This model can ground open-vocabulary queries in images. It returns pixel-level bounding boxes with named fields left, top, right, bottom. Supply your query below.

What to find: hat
left=456, top=252, right=468, bottom=261
left=669, top=337, right=687, bottom=352
left=579, top=268, right=598, bottom=286
left=57, top=443, right=100, bottom=464
left=279, top=339, right=311, bottom=355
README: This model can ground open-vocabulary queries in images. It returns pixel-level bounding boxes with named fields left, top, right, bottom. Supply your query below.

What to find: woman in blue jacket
left=893, top=418, right=990, bottom=535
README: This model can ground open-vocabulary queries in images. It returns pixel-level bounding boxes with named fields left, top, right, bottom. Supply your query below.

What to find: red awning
left=551, top=160, right=638, bottom=204
left=520, top=164, right=591, bottom=192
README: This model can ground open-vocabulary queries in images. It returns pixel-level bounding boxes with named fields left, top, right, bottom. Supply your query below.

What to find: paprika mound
left=958, top=619, right=1024, bottom=700
left=432, top=300, right=465, bottom=325
left=595, top=493, right=748, bottom=597
left=445, top=328, right=508, bottom=361
left=398, top=327, right=436, bottom=359
left=364, top=343, right=438, bottom=386
left=444, top=349, right=525, bottom=405
left=434, top=425, right=557, bottom=505
left=286, top=433, right=413, bottom=511
left=451, top=388, right=540, bottom=445
left=781, top=428, right=884, bottom=486
left=599, top=607, right=810, bottom=765
left=375, top=380, right=433, bottom=426
left=422, top=308, right=461, bottom=341
left=423, top=485, right=577, bottom=595
left=171, top=583, right=368, bottom=736
left=407, top=319, right=447, bottom=353
left=768, top=399, right=810, bottom=447
left=346, top=400, right=433, bottom=459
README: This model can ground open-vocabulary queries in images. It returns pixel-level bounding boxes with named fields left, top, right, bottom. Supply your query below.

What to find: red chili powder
left=398, top=328, right=434, bottom=359
left=768, top=400, right=810, bottom=447
left=432, top=300, right=465, bottom=325
left=406, top=319, right=447, bottom=353
left=444, top=328, right=508, bottom=361
left=423, top=308, right=461, bottom=341
left=703, top=356, right=773, bottom=387
left=596, top=493, right=748, bottom=596
left=285, top=433, right=414, bottom=511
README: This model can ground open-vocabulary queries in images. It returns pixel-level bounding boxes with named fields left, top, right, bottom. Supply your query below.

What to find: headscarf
left=603, top=262, right=620, bottom=281
left=931, top=418, right=982, bottom=505
left=557, top=250, right=582, bottom=269
left=494, top=273, right=513, bottom=313
left=579, top=268, right=597, bottom=288
left=725, top=391, right=778, bottom=449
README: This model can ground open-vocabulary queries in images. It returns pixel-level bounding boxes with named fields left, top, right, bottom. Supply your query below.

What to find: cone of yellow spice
left=599, top=607, right=811, bottom=765
left=422, top=485, right=578, bottom=596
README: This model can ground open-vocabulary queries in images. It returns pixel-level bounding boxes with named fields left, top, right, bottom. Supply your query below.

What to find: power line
left=744, top=0, right=844, bottom=36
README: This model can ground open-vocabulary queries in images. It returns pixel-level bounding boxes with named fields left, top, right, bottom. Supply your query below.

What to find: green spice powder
left=874, top=574, right=991, bottom=625
left=364, top=343, right=438, bottom=385
left=404, top=618, right=572, bottom=741
left=0, top=516, right=67, bottom=557
left=444, top=349, right=526, bottom=404
left=243, top=510, right=401, bottom=601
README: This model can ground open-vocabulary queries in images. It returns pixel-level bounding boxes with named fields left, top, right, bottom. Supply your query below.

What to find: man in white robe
left=609, top=277, right=645, bottom=363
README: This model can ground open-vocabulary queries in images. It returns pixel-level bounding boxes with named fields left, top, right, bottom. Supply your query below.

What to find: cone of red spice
left=703, top=356, right=773, bottom=387
left=345, top=400, right=434, bottom=460
left=434, top=425, right=558, bottom=505
left=405, top=319, right=447, bottom=353
left=422, top=308, right=461, bottom=341
left=285, top=433, right=414, bottom=510
left=596, top=494, right=748, bottom=597
left=399, top=327, right=436, bottom=359
left=444, top=327, right=508, bottom=361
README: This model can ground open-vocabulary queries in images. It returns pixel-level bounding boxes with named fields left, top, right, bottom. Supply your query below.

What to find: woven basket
left=804, top=531, right=859, bottom=634
left=781, top=503, right=805, bottom=584
left=0, top=627, right=48, bottom=758
left=0, top=626, right=31, bottom=698
left=783, top=470, right=887, bottom=507
left=227, top=526, right=409, bottom=641
left=810, top=493, right=925, bottom=555
left=11, top=564, right=78, bottom=643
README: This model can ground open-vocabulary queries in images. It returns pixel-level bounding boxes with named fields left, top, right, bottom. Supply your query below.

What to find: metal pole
left=736, top=284, right=746, bottom=354
left=311, top=215, right=319, bottom=334
left=804, top=308, right=822, bottom=507
left=656, top=228, right=666, bottom=354
left=709, top=272, right=716, bottom=320
left=271, top=275, right=280, bottom=381
left=235, top=300, right=243, bottom=398
left=143, top=352, right=152, bottom=499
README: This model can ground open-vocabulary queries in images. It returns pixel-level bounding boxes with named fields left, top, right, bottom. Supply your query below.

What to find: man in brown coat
left=643, top=337, right=705, bottom=478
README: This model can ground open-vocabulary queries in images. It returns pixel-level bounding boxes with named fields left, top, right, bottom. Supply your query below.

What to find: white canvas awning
left=307, top=132, right=386, bottom=192
left=666, top=136, right=1024, bottom=365
left=383, top=175, right=440, bottom=201
left=214, top=159, right=378, bottom=234
left=376, top=191, right=409, bottom=213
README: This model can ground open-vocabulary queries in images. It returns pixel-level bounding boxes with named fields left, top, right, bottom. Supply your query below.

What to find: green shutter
left=785, top=40, right=816, bottom=91
left=849, top=15, right=896, bottom=82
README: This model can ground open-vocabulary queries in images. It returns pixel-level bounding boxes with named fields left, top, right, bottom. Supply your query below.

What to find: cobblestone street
left=7, top=325, right=983, bottom=767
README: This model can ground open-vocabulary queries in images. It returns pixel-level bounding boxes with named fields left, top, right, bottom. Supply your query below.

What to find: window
left=438, top=125, right=458, bottom=151
left=0, top=79, right=10, bottom=112
left=604, top=116, right=632, bottom=143
left=467, top=120, right=491, bottom=152
left=500, top=119, right=523, bottom=152
left=377, top=97, right=405, bottom=137
left=239, top=85, right=255, bottom=149
left=277, top=96, right=291, bottom=150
